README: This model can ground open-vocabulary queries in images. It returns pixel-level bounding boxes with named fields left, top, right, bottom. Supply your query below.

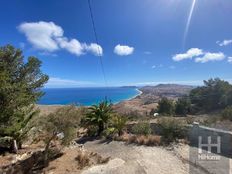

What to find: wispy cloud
left=228, top=57, right=232, bottom=63
left=172, top=48, right=203, bottom=61
left=169, top=65, right=176, bottom=69
left=18, top=21, right=103, bottom=56
left=135, top=79, right=232, bottom=86
left=46, top=77, right=95, bottom=88
left=216, top=39, right=232, bottom=46
left=114, top=44, right=134, bottom=56
left=151, top=65, right=156, bottom=69
left=144, top=51, right=152, bottom=55
left=39, top=51, right=57, bottom=57
left=195, top=52, right=225, bottom=63
left=135, top=80, right=203, bottom=86
left=151, top=64, right=163, bottom=69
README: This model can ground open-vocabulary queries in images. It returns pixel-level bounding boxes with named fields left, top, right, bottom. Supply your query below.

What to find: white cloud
left=228, top=57, right=232, bottom=63
left=46, top=77, right=95, bottom=88
left=151, top=65, right=156, bottom=69
left=83, top=43, right=103, bottom=56
left=195, top=52, right=225, bottom=63
left=18, top=21, right=103, bottom=56
left=217, top=39, right=232, bottom=46
left=18, top=21, right=63, bottom=52
left=172, top=48, right=203, bottom=61
left=57, top=37, right=84, bottom=56
left=114, top=44, right=134, bottom=56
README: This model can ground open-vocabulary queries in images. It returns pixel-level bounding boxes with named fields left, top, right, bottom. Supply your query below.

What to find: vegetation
left=84, top=101, right=113, bottom=136
left=36, top=105, right=83, bottom=164
left=109, top=114, right=127, bottom=136
left=157, top=97, right=175, bottom=115
left=75, top=150, right=109, bottom=169
left=175, top=97, right=191, bottom=116
left=131, top=121, right=151, bottom=135
left=221, top=106, right=232, bottom=121
left=116, top=134, right=161, bottom=146
left=0, top=45, right=48, bottom=152
left=158, top=117, right=186, bottom=143
left=189, top=78, right=232, bottom=112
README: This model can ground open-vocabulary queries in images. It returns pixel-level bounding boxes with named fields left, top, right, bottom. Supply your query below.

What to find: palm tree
left=85, top=101, right=113, bottom=136
left=110, top=115, right=127, bottom=136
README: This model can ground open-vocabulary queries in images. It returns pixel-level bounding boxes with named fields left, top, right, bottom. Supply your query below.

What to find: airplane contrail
left=183, top=0, right=197, bottom=50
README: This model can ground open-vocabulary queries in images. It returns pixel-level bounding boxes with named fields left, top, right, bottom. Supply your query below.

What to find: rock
left=0, top=136, right=13, bottom=149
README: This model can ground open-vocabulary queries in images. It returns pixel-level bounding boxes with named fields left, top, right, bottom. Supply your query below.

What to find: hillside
left=114, top=84, right=195, bottom=116
left=140, top=84, right=194, bottom=101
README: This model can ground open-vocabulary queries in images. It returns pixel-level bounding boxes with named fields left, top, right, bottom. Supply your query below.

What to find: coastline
left=38, top=87, right=142, bottom=107
left=113, top=88, right=142, bottom=104
left=37, top=88, right=145, bottom=115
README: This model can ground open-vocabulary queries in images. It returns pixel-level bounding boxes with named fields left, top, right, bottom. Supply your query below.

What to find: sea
left=38, top=87, right=141, bottom=106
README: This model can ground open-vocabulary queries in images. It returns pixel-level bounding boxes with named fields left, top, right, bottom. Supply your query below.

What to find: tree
left=157, top=97, right=175, bottom=115
left=36, top=105, right=83, bottom=165
left=175, top=97, right=191, bottom=116
left=0, top=45, right=48, bottom=151
left=85, top=101, right=113, bottom=136
left=189, top=78, right=232, bottom=112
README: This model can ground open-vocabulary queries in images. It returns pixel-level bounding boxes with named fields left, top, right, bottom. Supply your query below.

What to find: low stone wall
left=188, top=122, right=232, bottom=157
left=127, top=121, right=232, bottom=157
left=0, top=150, right=44, bottom=174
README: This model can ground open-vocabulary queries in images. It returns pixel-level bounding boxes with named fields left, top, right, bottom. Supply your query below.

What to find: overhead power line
left=87, top=0, right=108, bottom=87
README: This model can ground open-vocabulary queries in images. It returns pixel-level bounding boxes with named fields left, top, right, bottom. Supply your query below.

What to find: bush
left=175, top=97, right=191, bottom=116
left=131, top=122, right=151, bottom=135
left=157, top=98, right=175, bottom=115
left=86, top=125, right=99, bottom=137
left=109, top=115, right=127, bottom=136
left=221, top=106, right=232, bottom=121
left=36, top=105, right=83, bottom=165
left=158, top=117, right=186, bottom=143
left=115, top=134, right=161, bottom=146
left=75, top=150, right=109, bottom=169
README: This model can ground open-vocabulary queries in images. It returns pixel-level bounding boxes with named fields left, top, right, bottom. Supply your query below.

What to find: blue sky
left=0, top=0, right=232, bottom=87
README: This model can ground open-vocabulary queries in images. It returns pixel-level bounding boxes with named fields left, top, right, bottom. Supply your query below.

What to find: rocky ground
left=43, top=139, right=232, bottom=174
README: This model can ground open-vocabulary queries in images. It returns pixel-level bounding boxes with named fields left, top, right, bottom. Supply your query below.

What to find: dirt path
left=44, top=140, right=231, bottom=174
left=81, top=140, right=202, bottom=174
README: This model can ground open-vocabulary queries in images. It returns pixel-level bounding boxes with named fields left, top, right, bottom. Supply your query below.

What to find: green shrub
left=158, top=117, right=186, bottom=143
left=221, top=106, right=232, bottom=121
left=157, top=98, right=175, bottom=115
left=86, top=125, right=99, bottom=137
left=36, top=105, right=83, bottom=165
left=131, top=122, right=151, bottom=135
left=175, top=97, right=191, bottom=116
left=110, top=115, right=127, bottom=136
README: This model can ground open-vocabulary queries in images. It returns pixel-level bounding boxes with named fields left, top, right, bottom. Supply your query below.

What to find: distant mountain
left=120, top=86, right=137, bottom=88
left=139, top=84, right=195, bottom=99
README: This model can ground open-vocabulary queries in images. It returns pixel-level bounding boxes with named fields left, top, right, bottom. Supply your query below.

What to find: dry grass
left=75, top=150, right=110, bottom=169
left=115, top=133, right=162, bottom=146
